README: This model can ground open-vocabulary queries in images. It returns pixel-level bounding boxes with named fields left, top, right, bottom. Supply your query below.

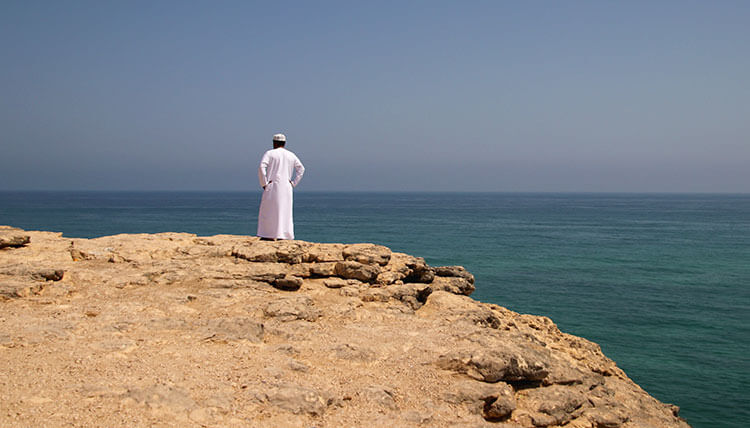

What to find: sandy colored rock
left=334, top=260, right=381, bottom=283
left=272, top=274, right=303, bottom=291
left=0, top=226, right=30, bottom=249
left=342, top=243, right=391, bottom=266
left=0, top=227, right=691, bottom=428
left=431, top=275, right=476, bottom=296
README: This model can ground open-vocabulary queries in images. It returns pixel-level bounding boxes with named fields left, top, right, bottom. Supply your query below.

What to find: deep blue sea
left=1, top=191, right=748, bottom=427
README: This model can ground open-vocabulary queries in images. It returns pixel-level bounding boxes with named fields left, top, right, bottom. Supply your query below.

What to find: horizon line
left=1, top=189, right=749, bottom=196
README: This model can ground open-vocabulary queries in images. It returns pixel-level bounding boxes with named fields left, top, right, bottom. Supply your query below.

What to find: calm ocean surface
left=1, top=191, right=748, bottom=427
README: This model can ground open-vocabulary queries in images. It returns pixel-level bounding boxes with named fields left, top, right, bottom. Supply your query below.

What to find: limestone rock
left=418, top=291, right=503, bottom=329
left=521, top=385, right=586, bottom=426
left=483, top=383, right=516, bottom=421
left=262, top=383, right=328, bottom=415
left=323, top=277, right=349, bottom=288
left=361, top=385, right=397, bottom=409
left=308, top=261, right=338, bottom=277
left=360, top=288, right=391, bottom=303
left=334, top=261, right=380, bottom=283
left=443, top=379, right=516, bottom=421
left=231, top=241, right=306, bottom=264
left=0, top=279, right=47, bottom=300
left=272, top=275, right=303, bottom=291
left=0, top=227, right=693, bottom=428
left=303, top=243, right=344, bottom=263
left=263, top=296, right=321, bottom=321
left=342, top=243, right=391, bottom=266
left=431, top=276, right=476, bottom=296
left=436, top=344, right=550, bottom=383
left=434, top=265, right=475, bottom=284
left=0, top=227, right=30, bottom=249
left=31, top=269, right=64, bottom=281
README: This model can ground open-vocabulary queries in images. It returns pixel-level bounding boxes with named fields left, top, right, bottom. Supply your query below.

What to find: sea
left=1, top=191, right=748, bottom=428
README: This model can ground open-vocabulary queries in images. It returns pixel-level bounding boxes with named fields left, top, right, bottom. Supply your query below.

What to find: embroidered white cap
left=272, top=133, right=286, bottom=142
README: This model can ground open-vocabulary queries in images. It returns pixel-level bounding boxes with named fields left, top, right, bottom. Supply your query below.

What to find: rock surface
left=0, top=227, right=691, bottom=427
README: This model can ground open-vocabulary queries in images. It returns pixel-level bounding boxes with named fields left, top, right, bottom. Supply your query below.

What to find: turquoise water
left=1, top=191, right=748, bottom=427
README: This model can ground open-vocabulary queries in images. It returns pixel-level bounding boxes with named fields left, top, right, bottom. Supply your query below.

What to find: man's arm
left=258, top=152, right=270, bottom=188
left=291, top=156, right=305, bottom=188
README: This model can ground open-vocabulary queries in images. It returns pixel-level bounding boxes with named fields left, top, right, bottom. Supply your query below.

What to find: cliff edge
left=0, top=226, right=690, bottom=427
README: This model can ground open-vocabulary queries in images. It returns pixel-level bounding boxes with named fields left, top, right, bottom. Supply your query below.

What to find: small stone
left=32, top=269, right=64, bottom=282
left=361, top=385, right=397, bottom=409
left=289, top=359, right=309, bottom=372
left=323, top=278, right=348, bottom=288
left=273, top=275, right=303, bottom=291
left=264, top=383, right=328, bottom=415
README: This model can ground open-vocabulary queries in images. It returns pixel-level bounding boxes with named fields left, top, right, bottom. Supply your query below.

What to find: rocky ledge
left=0, top=226, right=690, bottom=428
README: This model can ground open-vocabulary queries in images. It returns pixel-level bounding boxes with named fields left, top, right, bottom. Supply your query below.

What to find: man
left=257, top=133, right=305, bottom=240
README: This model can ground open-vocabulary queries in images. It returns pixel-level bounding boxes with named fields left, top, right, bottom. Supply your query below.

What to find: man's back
left=259, top=148, right=304, bottom=188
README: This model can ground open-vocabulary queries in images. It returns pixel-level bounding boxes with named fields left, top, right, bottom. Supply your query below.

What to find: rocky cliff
left=0, top=226, right=690, bottom=428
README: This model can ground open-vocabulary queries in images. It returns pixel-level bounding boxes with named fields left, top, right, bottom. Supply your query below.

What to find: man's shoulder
left=282, top=148, right=299, bottom=158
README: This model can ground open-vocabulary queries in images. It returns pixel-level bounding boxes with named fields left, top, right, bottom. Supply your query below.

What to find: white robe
left=257, top=147, right=305, bottom=239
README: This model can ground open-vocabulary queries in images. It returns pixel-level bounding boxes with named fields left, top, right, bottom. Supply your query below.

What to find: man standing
left=257, top=133, right=305, bottom=240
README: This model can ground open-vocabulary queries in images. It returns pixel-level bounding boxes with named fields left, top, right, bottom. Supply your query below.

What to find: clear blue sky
left=1, top=1, right=748, bottom=192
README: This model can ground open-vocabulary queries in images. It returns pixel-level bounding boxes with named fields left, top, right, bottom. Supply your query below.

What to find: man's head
left=272, top=133, right=286, bottom=148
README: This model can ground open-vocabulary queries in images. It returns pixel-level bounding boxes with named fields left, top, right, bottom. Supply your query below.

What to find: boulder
left=323, top=277, right=349, bottom=288
left=274, top=242, right=305, bottom=264
left=0, top=229, right=30, bottom=249
left=431, top=276, right=475, bottom=296
left=404, top=257, right=434, bottom=283
left=308, top=262, right=338, bottom=277
left=483, top=384, right=516, bottom=421
left=261, top=383, right=328, bottom=415
left=585, top=408, right=628, bottom=428
left=443, top=379, right=516, bottom=421
left=521, top=385, right=586, bottom=426
left=31, top=269, right=64, bottom=281
left=334, top=261, right=381, bottom=283
left=342, top=243, right=391, bottom=266
left=434, top=265, right=475, bottom=284
left=436, top=344, right=550, bottom=383
left=272, top=275, right=303, bottom=291
left=385, top=283, right=431, bottom=310
left=303, top=244, right=344, bottom=263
